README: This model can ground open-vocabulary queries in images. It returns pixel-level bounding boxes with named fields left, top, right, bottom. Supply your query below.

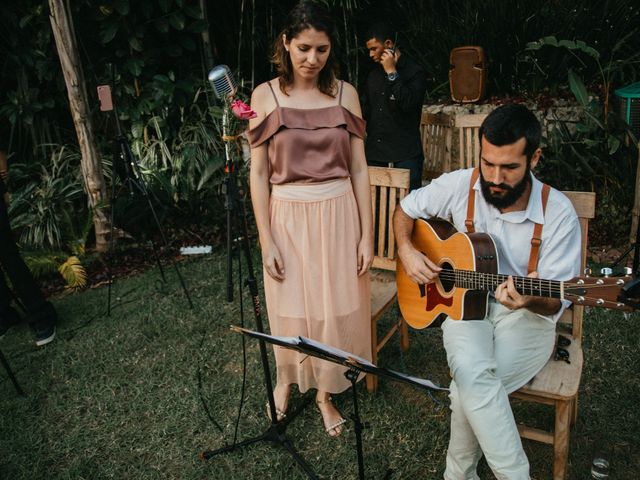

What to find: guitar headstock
left=565, top=269, right=636, bottom=311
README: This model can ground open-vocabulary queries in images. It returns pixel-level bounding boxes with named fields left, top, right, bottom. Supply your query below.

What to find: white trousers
left=441, top=301, right=556, bottom=480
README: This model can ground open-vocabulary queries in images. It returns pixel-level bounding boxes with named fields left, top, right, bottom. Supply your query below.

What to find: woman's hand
left=262, top=242, right=285, bottom=281
left=357, top=235, right=374, bottom=276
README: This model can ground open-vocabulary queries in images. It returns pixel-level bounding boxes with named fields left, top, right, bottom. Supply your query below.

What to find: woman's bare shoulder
left=339, top=81, right=363, bottom=117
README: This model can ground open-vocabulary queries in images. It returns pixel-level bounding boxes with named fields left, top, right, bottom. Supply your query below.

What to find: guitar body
left=397, top=219, right=499, bottom=329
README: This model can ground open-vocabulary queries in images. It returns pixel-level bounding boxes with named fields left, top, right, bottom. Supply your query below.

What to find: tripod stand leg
left=139, top=183, right=194, bottom=310
left=0, top=349, right=25, bottom=396
left=106, top=166, right=118, bottom=317
left=201, top=424, right=319, bottom=478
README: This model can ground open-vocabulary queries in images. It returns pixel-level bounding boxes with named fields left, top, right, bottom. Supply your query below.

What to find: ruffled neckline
left=247, top=105, right=366, bottom=148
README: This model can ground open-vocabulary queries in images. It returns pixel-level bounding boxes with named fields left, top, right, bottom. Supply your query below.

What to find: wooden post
left=631, top=142, right=640, bottom=245
left=48, top=0, right=110, bottom=252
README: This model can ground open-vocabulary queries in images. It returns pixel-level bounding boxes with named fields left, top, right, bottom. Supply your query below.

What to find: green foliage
left=2, top=0, right=640, bottom=252
left=22, top=250, right=67, bottom=279
left=22, top=249, right=88, bottom=291
left=131, top=88, right=224, bottom=205
left=524, top=35, right=639, bottom=243
left=0, top=1, right=65, bottom=160
left=8, top=144, right=85, bottom=249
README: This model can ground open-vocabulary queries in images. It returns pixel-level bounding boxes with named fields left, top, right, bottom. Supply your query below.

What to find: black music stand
left=229, top=326, right=448, bottom=480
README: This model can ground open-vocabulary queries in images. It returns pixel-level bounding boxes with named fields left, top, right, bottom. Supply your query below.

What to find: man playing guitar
left=394, top=104, right=582, bottom=479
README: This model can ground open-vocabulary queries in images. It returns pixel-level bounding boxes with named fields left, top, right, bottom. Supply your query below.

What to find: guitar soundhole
left=440, top=262, right=455, bottom=293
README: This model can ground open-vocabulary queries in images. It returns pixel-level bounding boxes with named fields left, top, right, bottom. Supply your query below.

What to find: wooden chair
left=454, top=113, right=488, bottom=169
left=510, top=190, right=596, bottom=480
left=366, top=166, right=411, bottom=392
left=420, top=112, right=453, bottom=181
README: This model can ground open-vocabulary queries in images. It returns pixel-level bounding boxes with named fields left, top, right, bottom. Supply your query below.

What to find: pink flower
left=231, top=99, right=257, bottom=120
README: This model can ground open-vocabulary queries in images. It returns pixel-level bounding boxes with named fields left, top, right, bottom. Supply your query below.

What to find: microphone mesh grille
left=209, top=65, right=237, bottom=99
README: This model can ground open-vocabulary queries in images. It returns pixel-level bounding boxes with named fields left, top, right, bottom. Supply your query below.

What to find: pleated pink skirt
left=265, top=178, right=371, bottom=394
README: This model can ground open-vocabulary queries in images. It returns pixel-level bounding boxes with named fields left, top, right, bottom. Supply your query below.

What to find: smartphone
left=97, top=85, right=113, bottom=112
left=389, top=31, right=399, bottom=54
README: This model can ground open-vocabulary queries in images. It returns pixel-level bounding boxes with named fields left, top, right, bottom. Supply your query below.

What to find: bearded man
left=393, top=103, right=582, bottom=479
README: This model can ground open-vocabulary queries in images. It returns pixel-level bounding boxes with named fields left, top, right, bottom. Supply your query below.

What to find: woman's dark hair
left=479, top=103, right=542, bottom=162
left=271, top=0, right=339, bottom=97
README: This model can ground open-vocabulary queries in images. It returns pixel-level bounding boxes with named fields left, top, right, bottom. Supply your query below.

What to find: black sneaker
left=35, top=324, right=56, bottom=346
left=0, top=307, right=20, bottom=339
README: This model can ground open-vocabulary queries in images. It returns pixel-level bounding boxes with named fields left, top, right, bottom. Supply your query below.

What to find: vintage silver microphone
left=208, top=65, right=238, bottom=99
left=207, top=65, right=237, bottom=178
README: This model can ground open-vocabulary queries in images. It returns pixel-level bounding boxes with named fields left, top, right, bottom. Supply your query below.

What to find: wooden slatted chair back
left=369, top=166, right=410, bottom=271
left=455, top=113, right=488, bottom=169
left=420, top=112, right=453, bottom=180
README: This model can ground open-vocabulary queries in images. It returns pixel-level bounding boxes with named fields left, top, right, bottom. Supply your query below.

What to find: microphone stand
left=200, top=97, right=317, bottom=479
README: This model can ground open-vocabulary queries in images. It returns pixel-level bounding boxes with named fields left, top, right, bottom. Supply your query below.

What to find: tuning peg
left=583, top=267, right=592, bottom=277
left=600, top=267, right=612, bottom=277
left=623, top=267, right=633, bottom=276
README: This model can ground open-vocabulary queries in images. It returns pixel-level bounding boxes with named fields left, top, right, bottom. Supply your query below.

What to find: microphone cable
left=196, top=327, right=224, bottom=433
left=230, top=225, right=249, bottom=445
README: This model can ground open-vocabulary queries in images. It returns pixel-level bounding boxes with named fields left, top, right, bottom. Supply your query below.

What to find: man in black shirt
left=363, top=23, right=427, bottom=191
left=0, top=129, right=57, bottom=346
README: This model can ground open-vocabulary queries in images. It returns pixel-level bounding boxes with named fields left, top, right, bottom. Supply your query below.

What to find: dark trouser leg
left=0, top=199, right=55, bottom=329
left=392, top=155, right=424, bottom=191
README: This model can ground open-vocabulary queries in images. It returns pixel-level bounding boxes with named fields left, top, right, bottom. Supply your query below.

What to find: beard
left=480, top=167, right=531, bottom=210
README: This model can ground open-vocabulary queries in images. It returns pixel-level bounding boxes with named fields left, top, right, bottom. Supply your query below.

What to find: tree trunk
left=48, top=0, right=110, bottom=252
left=199, top=0, right=215, bottom=73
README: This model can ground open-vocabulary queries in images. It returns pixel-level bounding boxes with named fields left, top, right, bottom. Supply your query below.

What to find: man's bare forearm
left=393, top=205, right=415, bottom=253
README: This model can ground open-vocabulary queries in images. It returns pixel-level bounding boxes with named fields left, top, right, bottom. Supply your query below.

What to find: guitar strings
left=431, top=269, right=619, bottom=298
left=435, top=269, right=563, bottom=293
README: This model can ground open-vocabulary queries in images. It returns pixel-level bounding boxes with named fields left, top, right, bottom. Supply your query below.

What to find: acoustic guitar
left=396, top=218, right=636, bottom=329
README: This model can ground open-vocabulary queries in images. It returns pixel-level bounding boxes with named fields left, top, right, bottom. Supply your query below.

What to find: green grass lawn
left=1, top=250, right=639, bottom=479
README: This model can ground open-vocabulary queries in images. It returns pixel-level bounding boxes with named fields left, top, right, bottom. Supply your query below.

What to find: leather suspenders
left=465, top=168, right=550, bottom=274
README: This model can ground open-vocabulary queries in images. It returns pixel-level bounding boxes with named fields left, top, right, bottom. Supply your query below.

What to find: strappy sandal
left=266, top=384, right=290, bottom=422
left=265, top=403, right=287, bottom=422
left=316, top=396, right=346, bottom=438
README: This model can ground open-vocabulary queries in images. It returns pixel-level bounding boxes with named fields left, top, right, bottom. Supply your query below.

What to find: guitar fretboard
left=442, top=269, right=564, bottom=299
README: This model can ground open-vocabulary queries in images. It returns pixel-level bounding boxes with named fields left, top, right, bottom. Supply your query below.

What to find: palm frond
left=58, top=256, right=88, bottom=290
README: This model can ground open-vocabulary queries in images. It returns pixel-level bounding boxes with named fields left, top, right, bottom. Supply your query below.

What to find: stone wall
left=422, top=99, right=584, bottom=135
left=421, top=100, right=585, bottom=169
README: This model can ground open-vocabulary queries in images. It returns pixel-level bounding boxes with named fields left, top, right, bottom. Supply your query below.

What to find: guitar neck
left=451, top=269, right=563, bottom=299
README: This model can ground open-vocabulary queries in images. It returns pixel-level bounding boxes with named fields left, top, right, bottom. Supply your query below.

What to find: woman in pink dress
left=247, top=1, right=373, bottom=437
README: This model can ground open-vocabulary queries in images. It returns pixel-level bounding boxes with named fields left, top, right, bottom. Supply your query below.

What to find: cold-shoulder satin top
left=246, top=81, right=366, bottom=184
